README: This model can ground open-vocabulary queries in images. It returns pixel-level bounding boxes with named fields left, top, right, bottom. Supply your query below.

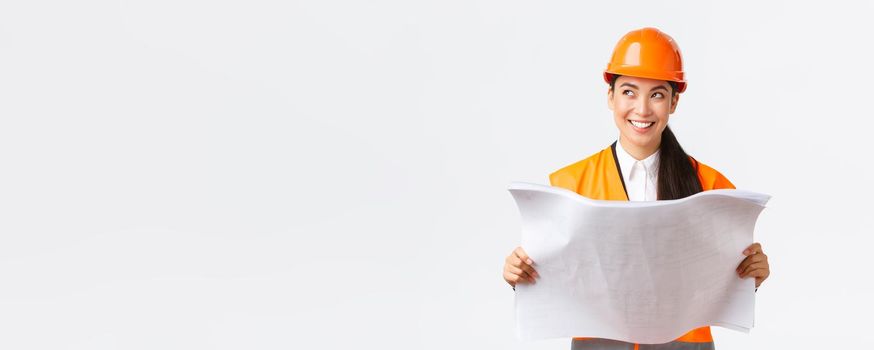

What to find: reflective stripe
left=571, top=339, right=714, bottom=350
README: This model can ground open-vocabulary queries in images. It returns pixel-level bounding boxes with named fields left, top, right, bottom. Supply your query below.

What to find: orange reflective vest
left=548, top=142, right=734, bottom=349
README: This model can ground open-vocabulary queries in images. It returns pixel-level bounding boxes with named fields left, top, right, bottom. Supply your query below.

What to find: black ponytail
left=609, top=75, right=702, bottom=200
left=656, top=125, right=702, bottom=200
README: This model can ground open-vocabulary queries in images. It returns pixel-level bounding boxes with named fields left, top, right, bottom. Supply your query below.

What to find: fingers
left=514, top=247, right=534, bottom=265
left=507, top=265, right=532, bottom=280
left=748, top=260, right=771, bottom=287
left=736, top=252, right=767, bottom=275
left=504, top=247, right=538, bottom=287
left=737, top=242, right=766, bottom=276
left=507, top=265, right=534, bottom=283
left=744, top=266, right=769, bottom=288
left=743, top=242, right=762, bottom=256
left=511, top=247, right=538, bottom=277
left=739, top=262, right=768, bottom=278
left=503, top=270, right=532, bottom=287
left=516, top=260, right=538, bottom=279
left=737, top=243, right=769, bottom=288
left=737, top=243, right=771, bottom=289
left=514, top=264, right=540, bottom=279
left=503, top=265, right=534, bottom=286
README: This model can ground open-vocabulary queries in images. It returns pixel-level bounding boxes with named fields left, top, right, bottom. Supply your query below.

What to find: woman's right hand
left=503, top=246, right=538, bottom=287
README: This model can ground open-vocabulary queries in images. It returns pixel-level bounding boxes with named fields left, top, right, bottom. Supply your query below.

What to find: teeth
left=630, top=120, right=654, bottom=128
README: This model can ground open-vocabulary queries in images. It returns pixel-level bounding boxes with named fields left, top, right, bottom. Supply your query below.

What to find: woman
left=502, top=28, right=771, bottom=350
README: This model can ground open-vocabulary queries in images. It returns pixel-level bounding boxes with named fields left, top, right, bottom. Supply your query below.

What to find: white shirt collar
left=615, top=139, right=660, bottom=181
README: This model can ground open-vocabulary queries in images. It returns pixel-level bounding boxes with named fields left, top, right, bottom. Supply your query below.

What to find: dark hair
left=609, top=75, right=702, bottom=200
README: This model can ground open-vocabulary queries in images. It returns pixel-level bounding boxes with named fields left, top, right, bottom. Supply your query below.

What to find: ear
left=669, top=93, right=680, bottom=114
left=607, top=89, right=615, bottom=111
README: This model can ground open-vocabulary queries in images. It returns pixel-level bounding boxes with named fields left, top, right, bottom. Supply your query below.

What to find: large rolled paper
left=509, top=182, right=770, bottom=344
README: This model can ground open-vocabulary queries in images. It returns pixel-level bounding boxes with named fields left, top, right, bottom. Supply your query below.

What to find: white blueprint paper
left=508, top=182, right=770, bottom=344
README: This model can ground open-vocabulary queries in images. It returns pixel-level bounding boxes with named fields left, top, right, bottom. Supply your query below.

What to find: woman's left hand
left=736, top=242, right=769, bottom=288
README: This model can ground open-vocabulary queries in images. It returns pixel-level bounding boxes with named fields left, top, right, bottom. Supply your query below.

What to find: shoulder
left=549, top=145, right=613, bottom=192
left=693, top=158, right=736, bottom=190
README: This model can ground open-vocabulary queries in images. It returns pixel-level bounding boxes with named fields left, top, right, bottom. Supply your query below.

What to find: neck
left=619, top=136, right=660, bottom=161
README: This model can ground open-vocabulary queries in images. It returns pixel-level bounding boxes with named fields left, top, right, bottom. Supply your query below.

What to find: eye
left=622, top=89, right=635, bottom=96
left=651, top=92, right=664, bottom=99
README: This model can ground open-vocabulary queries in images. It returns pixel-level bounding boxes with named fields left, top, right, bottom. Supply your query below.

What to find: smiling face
left=607, top=75, right=680, bottom=159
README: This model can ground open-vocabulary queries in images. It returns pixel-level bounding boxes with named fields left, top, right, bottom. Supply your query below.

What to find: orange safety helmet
left=604, top=27, right=687, bottom=93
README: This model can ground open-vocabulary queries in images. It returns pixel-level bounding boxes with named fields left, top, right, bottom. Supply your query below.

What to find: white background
left=1, top=1, right=872, bottom=349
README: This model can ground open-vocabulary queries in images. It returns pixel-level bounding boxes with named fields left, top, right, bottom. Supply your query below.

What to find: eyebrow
left=618, top=82, right=670, bottom=92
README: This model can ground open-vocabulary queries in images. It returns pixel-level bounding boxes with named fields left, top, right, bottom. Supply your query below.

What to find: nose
left=634, top=98, right=651, bottom=117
